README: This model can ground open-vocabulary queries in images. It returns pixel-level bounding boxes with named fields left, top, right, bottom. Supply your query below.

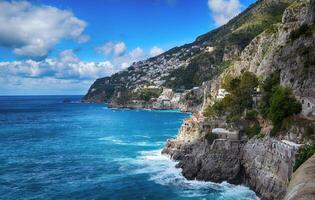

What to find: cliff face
left=284, top=154, right=315, bottom=200
left=162, top=1, right=315, bottom=200
left=163, top=134, right=298, bottom=199
left=242, top=139, right=295, bottom=200
left=167, top=139, right=245, bottom=184
left=204, top=0, right=314, bottom=108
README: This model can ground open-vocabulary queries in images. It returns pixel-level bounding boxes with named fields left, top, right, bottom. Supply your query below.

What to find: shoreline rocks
left=162, top=136, right=296, bottom=200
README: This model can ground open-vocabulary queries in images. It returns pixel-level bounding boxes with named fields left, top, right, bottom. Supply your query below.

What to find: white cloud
left=208, top=0, right=241, bottom=26
left=0, top=1, right=88, bottom=59
left=0, top=75, right=93, bottom=95
left=114, top=42, right=127, bottom=56
left=96, top=41, right=127, bottom=56
left=95, top=42, right=115, bottom=55
left=114, top=47, right=144, bottom=69
left=96, top=40, right=167, bottom=70
left=129, top=47, right=144, bottom=59
left=0, top=50, right=115, bottom=80
left=150, top=46, right=164, bottom=57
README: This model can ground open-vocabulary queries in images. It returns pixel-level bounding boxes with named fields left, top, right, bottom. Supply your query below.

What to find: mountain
left=82, top=0, right=298, bottom=109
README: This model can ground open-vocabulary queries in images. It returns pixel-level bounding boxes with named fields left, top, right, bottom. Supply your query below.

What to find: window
left=308, top=103, right=311, bottom=108
left=302, top=99, right=305, bottom=104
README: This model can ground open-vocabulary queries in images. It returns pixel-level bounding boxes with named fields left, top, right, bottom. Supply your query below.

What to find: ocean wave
left=128, top=149, right=260, bottom=200
left=98, top=136, right=125, bottom=145
left=98, top=136, right=164, bottom=147
left=133, top=135, right=151, bottom=139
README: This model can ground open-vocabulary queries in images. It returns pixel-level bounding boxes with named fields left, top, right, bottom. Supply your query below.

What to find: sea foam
left=128, top=149, right=260, bottom=200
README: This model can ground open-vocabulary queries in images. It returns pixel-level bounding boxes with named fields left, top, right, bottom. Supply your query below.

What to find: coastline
left=86, top=102, right=261, bottom=198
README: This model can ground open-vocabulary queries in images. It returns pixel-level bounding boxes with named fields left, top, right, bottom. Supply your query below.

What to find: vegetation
left=245, top=124, right=262, bottom=138
left=113, top=88, right=162, bottom=104
left=137, top=88, right=162, bottom=101
left=205, top=133, right=218, bottom=144
left=164, top=51, right=224, bottom=90
left=245, top=109, right=259, bottom=121
left=203, top=101, right=224, bottom=118
left=83, top=77, right=116, bottom=101
left=305, top=126, right=314, bottom=140
left=259, top=71, right=280, bottom=118
left=267, top=86, right=302, bottom=127
left=294, top=143, right=315, bottom=171
left=204, top=70, right=303, bottom=138
left=221, top=71, right=259, bottom=119
left=204, top=71, right=259, bottom=129
left=163, top=1, right=292, bottom=91
left=113, top=89, right=133, bottom=105
left=197, top=1, right=290, bottom=49
left=181, top=91, right=203, bottom=106
left=257, top=71, right=302, bottom=135
left=289, top=24, right=314, bottom=42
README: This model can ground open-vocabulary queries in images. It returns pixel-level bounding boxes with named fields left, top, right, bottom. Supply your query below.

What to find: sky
left=0, top=0, right=255, bottom=95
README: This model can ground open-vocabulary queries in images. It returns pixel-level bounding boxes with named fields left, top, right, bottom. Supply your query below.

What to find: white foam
left=125, top=149, right=260, bottom=199
left=98, top=136, right=163, bottom=147
left=134, top=135, right=151, bottom=139
left=98, top=136, right=125, bottom=145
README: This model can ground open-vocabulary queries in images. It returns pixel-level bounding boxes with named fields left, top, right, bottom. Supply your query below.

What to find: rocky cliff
left=242, top=138, right=294, bottom=199
left=284, top=154, right=315, bottom=200
left=163, top=135, right=297, bottom=199
left=162, top=1, right=315, bottom=200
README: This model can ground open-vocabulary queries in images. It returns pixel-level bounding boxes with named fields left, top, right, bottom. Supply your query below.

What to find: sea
left=0, top=95, right=259, bottom=200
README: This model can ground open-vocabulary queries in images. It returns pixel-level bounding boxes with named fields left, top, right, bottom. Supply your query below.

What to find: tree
left=204, top=101, right=224, bottom=118
left=222, top=71, right=259, bottom=117
left=259, top=71, right=280, bottom=117
left=268, top=86, right=302, bottom=125
left=294, top=143, right=315, bottom=171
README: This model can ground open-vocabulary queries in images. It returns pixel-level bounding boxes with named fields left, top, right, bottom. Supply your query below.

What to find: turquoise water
left=0, top=96, right=259, bottom=200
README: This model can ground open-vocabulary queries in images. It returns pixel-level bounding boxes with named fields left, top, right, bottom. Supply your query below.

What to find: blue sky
left=0, top=0, right=255, bottom=95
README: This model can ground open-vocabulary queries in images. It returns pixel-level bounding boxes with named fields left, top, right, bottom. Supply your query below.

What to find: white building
left=205, top=46, right=214, bottom=53
left=212, top=128, right=239, bottom=140
left=216, top=89, right=229, bottom=100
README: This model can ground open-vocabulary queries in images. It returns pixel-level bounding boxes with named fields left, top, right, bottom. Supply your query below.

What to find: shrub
left=305, top=126, right=314, bottom=139
left=294, top=143, right=315, bottom=171
left=205, top=133, right=218, bottom=144
left=270, top=123, right=281, bottom=137
left=163, top=51, right=223, bottom=90
left=259, top=71, right=280, bottom=118
left=268, top=86, right=302, bottom=126
left=289, top=24, right=313, bottom=42
left=204, top=105, right=215, bottom=118
left=204, top=101, right=225, bottom=118
left=246, top=109, right=258, bottom=121
left=137, top=88, right=162, bottom=101
left=227, top=114, right=241, bottom=125
left=245, top=124, right=261, bottom=138
left=221, top=71, right=259, bottom=123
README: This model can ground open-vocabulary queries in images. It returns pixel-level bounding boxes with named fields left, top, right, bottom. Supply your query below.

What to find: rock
left=284, top=155, right=315, bottom=200
left=242, top=138, right=292, bottom=200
